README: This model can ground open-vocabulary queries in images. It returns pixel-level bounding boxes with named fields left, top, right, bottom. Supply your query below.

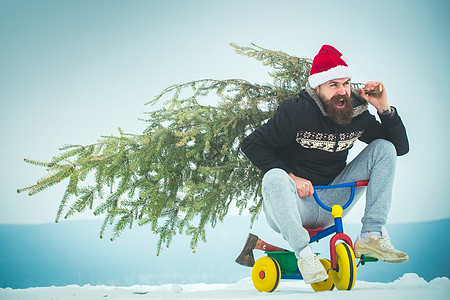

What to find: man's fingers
left=297, top=187, right=305, bottom=198
left=291, top=175, right=314, bottom=198
left=297, top=187, right=304, bottom=197
left=364, top=81, right=382, bottom=93
left=305, top=181, right=314, bottom=197
left=359, top=89, right=369, bottom=101
left=297, top=181, right=314, bottom=197
left=308, top=185, right=314, bottom=197
left=365, top=81, right=377, bottom=91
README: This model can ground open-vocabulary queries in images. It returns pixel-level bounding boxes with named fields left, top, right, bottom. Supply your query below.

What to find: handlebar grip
left=356, top=180, right=369, bottom=187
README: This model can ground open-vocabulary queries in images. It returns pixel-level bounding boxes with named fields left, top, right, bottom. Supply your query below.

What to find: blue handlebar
left=312, top=182, right=359, bottom=212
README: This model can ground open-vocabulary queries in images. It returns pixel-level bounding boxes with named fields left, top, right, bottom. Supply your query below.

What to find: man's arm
left=359, top=82, right=409, bottom=155
left=241, top=99, right=316, bottom=198
left=240, top=100, right=299, bottom=174
left=359, top=81, right=391, bottom=114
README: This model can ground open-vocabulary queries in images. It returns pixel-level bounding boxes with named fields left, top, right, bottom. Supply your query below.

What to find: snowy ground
left=1, top=273, right=449, bottom=300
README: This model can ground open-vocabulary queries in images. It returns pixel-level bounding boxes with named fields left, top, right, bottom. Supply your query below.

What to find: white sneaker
left=354, top=228, right=409, bottom=263
left=298, top=247, right=328, bottom=284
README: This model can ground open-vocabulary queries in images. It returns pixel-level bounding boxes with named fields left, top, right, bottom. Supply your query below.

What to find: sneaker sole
left=304, top=272, right=329, bottom=284
left=355, top=250, right=408, bottom=263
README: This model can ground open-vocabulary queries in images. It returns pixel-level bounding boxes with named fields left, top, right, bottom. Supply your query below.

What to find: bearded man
left=240, top=45, right=409, bottom=284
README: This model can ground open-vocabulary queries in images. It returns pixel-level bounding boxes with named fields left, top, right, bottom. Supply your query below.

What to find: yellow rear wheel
left=310, top=258, right=335, bottom=292
left=251, top=256, right=281, bottom=293
left=330, top=243, right=357, bottom=290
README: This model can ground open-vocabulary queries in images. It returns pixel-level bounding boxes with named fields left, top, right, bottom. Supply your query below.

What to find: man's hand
left=289, top=173, right=314, bottom=198
left=359, top=81, right=391, bottom=114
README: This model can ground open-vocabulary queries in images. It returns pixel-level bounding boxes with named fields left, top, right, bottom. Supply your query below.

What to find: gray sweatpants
left=262, top=139, right=397, bottom=257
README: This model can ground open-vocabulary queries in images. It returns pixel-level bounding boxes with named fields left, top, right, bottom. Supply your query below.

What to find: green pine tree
left=18, top=44, right=359, bottom=254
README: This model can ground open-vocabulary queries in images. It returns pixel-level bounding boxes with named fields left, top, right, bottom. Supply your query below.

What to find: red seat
left=305, top=227, right=325, bottom=238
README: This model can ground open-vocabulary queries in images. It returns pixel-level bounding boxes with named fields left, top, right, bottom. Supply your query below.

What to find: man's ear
left=314, top=86, right=319, bottom=94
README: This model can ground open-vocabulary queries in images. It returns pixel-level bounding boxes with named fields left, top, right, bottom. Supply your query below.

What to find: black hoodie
left=240, top=84, right=409, bottom=186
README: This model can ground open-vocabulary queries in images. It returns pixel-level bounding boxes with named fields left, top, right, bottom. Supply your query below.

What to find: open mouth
left=335, top=99, right=345, bottom=108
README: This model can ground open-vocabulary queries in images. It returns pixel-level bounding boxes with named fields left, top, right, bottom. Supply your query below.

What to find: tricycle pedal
left=358, top=254, right=379, bottom=266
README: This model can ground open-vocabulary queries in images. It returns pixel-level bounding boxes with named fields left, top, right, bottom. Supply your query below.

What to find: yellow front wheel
left=252, top=256, right=281, bottom=293
left=330, top=243, right=357, bottom=290
left=310, top=258, right=335, bottom=292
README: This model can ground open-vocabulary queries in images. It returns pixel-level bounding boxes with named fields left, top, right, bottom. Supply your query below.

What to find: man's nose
left=337, top=85, right=346, bottom=95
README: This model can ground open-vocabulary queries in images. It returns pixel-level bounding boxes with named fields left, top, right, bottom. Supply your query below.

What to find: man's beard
left=319, top=93, right=354, bottom=125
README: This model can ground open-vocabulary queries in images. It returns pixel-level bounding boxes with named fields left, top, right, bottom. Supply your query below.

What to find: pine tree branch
left=18, top=43, right=312, bottom=254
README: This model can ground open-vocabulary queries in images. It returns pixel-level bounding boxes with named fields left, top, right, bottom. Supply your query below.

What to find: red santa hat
left=308, top=45, right=352, bottom=88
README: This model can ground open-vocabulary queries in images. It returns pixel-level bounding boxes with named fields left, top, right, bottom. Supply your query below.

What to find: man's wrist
left=378, top=106, right=396, bottom=117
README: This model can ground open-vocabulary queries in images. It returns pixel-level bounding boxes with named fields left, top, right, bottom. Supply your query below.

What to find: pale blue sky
left=1, top=0, right=449, bottom=224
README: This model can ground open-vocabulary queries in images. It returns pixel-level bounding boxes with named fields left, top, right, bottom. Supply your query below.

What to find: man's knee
left=262, top=168, right=294, bottom=192
left=263, top=168, right=289, bottom=184
left=369, top=139, right=396, bottom=158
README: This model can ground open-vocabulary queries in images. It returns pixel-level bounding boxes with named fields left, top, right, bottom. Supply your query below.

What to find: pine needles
left=17, top=43, right=312, bottom=254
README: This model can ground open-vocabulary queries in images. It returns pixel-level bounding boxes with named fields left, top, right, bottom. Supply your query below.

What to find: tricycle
left=235, top=180, right=378, bottom=292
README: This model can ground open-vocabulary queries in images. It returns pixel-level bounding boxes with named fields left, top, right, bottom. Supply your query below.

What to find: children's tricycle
left=235, top=180, right=378, bottom=292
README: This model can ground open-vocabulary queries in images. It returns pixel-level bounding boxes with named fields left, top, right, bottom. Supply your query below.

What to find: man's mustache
left=330, top=93, right=351, bottom=104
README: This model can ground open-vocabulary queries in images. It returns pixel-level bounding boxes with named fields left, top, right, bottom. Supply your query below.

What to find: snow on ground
left=1, top=273, right=449, bottom=300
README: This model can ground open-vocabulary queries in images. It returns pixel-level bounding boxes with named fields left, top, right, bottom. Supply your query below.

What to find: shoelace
left=303, top=255, right=321, bottom=269
left=379, top=236, right=395, bottom=250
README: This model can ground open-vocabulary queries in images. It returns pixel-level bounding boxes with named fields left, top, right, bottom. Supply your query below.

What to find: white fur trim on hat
left=308, top=65, right=352, bottom=89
